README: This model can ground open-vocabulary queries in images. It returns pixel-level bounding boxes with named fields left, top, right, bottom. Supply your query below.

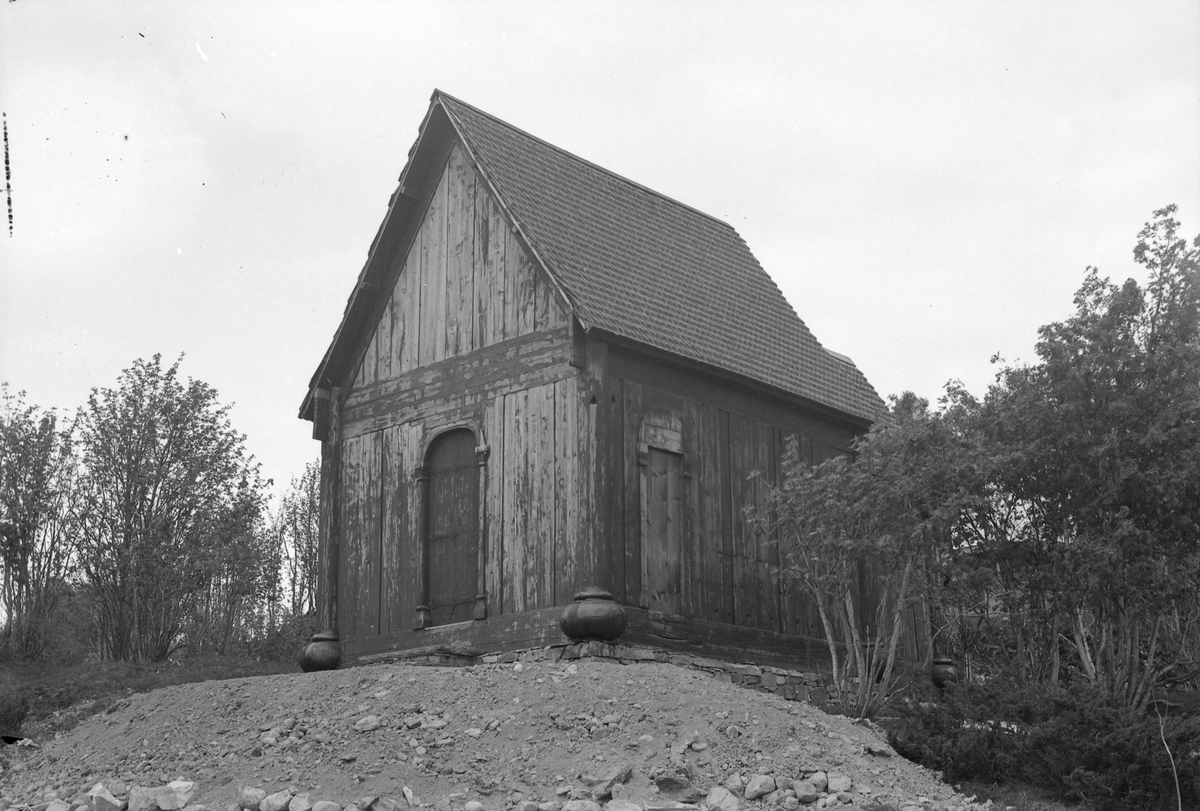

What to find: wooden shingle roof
left=302, top=91, right=882, bottom=425
left=436, top=92, right=882, bottom=423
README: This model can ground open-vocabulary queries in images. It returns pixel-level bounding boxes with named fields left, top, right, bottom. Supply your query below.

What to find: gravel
left=0, top=659, right=991, bottom=811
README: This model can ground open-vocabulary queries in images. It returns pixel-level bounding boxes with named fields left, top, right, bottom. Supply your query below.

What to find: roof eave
left=298, top=95, right=453, bottom=421
left=588, top=327, right=878, bottom=430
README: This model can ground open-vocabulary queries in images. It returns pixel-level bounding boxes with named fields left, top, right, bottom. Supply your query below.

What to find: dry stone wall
left=371, top=642, right=841, bottom=708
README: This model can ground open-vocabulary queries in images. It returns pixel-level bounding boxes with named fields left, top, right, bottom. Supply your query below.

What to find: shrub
left=887, top=685, right=1022, bottom=783
left=887, top=681, right=1200, bottom=811
left=0, top=690, right=29, bottom=734
left=244, top=611, right=317, bottom=665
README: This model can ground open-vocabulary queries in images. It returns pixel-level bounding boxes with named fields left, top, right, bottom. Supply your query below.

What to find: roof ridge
left=433, top=89, right=736, bottom=232
left=422, top=89, right=882, bottom=423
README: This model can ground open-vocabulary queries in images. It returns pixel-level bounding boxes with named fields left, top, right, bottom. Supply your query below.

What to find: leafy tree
left=73, top=354, right=268, bottom=661
left=184, top=513, right=281, bottom=655
left=0, top=386, right=79, bottom=658
left=961, top=205, right=1200, bottom=706
left=275, top=460, right=319, bottom=618
left=773, top=206, right=1200, bottom=712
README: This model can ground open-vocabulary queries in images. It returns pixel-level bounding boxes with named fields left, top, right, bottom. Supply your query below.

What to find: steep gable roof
left=302, top=91, right=882, bottom=424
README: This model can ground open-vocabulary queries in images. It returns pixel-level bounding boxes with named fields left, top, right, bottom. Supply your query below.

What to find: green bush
left=887, top=681, right=1200, bottom=811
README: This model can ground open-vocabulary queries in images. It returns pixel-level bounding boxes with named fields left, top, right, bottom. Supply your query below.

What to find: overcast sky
left=3, top=1, right=1198, bottom=501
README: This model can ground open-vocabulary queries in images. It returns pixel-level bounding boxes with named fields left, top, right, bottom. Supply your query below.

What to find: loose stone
left=354, top=717, right=382, bottom=733
left=742, top=776, right=775, bottom=801
left=704, top=787, right=739, bottom=811
left=603, top=802, right=640, bottom=811
left=259, top=791, right=292, bottom=811
left=790, top=781, right=819, bottom=805
left=157, top=782, right=197, bottom=811
left=129, top=787, right=158, bottom=811
left=826, top=775, right=851, bottom=794
left=560, top=802, right=601, bottom=811
left=87, top=784, right=123, bottom=811
left=238, top=788, right=267, bottom=811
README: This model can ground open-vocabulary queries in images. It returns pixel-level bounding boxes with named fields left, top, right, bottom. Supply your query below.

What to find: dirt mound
left=1, top=659, right=984, bottom=810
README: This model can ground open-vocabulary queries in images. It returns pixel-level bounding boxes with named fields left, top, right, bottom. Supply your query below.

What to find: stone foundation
left=364, top=639, right=843, bottom=708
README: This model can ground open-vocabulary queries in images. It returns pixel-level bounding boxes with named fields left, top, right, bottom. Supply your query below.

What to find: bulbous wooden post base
left=559, top=587, right=628, bottom=642
left=301, top=629, right=341, bottom=672
left=931, top=656, right=958, bottom=691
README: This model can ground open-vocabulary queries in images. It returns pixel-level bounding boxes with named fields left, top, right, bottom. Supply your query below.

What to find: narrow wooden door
left=426, top=429, right=479, bottom=626
left=644, top=447, right=683, bottom=613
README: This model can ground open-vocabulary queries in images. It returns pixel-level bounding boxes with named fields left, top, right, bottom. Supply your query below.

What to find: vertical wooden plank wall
left=337, top=432, right=385, bottom=639
left=483, top=398, right=506, bottom=615
left=330, top=133, right=874, bottom=654
left=380, top=422, right=423, bottom=636
left=361, top=432, right=382, bottom=636
left=621, top=382, right=644, bottom=606
left=316, top=387, right=341, bottom=634
left=420, top=166, right=448, bottom=367
left=494, top=380, right=583, bottom=615
left=334, top=136, right=580, bottom=641
left=337, top=389, right=602, bottom=641
left=779, top=435, right=821, bottom=640
left=337, top=435, right=361, bottom=639
left=596, top=377, right=626, bottom=603
left=554, top=378, right=580, bottom=604
left=445, top=146, right=474, bottom=358
left=609, top=383, right=916, bottom=652
left=347, top=141, right=567, bottom=394
left=500, top=388, right=529, bottom=614
left=609, top=383, right=841, bottom=638
left=686, top=400, right=731, bottom=624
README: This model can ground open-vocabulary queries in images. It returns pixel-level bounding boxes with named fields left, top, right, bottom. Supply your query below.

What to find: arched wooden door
left=425, top=429, right=480, bottom=626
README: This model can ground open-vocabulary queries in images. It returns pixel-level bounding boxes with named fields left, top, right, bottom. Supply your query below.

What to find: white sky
left=2, top=1, right=1198, bottom=501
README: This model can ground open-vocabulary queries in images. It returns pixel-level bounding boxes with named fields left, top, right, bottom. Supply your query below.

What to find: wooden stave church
left=299, top=90, right=883, bottom=669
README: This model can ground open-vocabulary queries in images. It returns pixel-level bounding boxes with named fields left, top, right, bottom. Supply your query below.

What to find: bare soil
left=1, top=658, right=987, bottom=810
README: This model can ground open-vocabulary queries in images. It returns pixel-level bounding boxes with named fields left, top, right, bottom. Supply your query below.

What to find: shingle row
left=438, top=93, right=882, bottom=423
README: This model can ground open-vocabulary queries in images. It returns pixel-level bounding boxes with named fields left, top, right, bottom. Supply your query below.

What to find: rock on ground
left=1, top=659, right=987, bottom=811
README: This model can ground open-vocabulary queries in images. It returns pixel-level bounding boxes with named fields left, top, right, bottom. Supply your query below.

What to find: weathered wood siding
left=331, top=137, right=582, bottom=641
left=335, top=376, right=590, bottom=639
left=350, top=143, right=566, bottom=395
left=485, top=378, right=591, bottom=615
left=337, top=430, right=383, bottom=640
left=587, top=347, right=862, bottom=642
left=323, top=137, right=889, bottom=660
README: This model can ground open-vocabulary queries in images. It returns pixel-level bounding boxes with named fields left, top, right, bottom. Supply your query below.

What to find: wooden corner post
left=474, top=443, right=491, bottom=620
left=412, top=463, right=432, bottom=629
left=317, top=387, right=341, bottom=637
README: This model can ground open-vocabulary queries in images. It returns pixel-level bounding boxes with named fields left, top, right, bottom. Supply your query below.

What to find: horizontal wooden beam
left=342, top=606, right=564, bottom=662
left=342, top=328, right=574, bottom=439
left=605, top=341, right=860, bottom=449
left=621, top=607, right=835, bottom=673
